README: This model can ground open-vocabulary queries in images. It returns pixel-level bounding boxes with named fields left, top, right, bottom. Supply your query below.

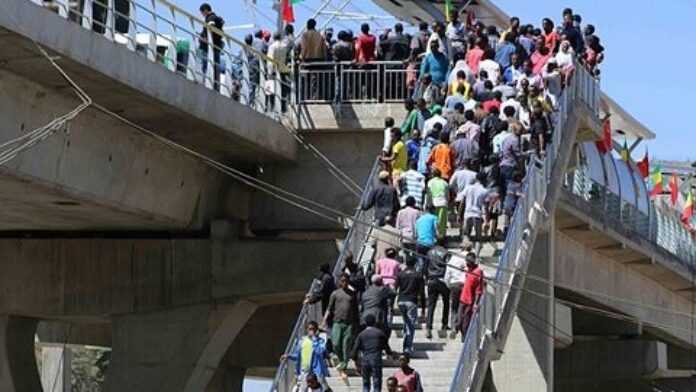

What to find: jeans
left=361, top=356, right=383, bottom=392
left=398, top=301, right=418, bottom=354
left=426, top=279, right=450, bottom=330
left=331, top=321, right=353, bottom=371
left=449, top=285, right=462, bottom=332
left=415, top=244, right=432, bottom=275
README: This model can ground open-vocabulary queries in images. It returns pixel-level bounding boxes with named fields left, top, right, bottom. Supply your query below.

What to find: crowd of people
left=279, top=6, right=603, bottom=392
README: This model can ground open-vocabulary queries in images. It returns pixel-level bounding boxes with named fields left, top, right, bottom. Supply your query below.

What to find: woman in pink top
left=530, top=41, right=553, bottom=75
left=376, top=248, right=402, bottom=289
left=465, top=37, right=485, bottom=74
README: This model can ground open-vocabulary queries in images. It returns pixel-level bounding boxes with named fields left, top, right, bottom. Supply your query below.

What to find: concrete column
left=489, top=226, right=554, bottom=392
left=0, top=316, right=42, bottom=392
left=40, top=346, right=72, bottom=392
left=104, top=301, right=256, bottom=392
left=205, top=366, right=245, bottom=392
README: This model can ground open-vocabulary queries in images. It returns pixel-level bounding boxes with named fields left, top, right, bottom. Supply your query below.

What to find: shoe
left=426, top=329, right=433, bottom=339
left=449, top=331, right=457, bottom=340
left=339, top=371, right=349, bottom=385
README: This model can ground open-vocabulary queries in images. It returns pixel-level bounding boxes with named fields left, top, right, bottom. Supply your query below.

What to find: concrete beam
left=555, top=340, right=696, bottom=381
left=0, top=0, right=297, bottom=162
left=0, top=236, right=335, bottom=320
left=555, top=230, right=696, bottom=347
left=0, top=68, right=235, bottom=230
left=0, top=316, right=42, bottom=392
left=251, top=131, right=381, bottom=231
left=572, top=307, right=642, bottom=337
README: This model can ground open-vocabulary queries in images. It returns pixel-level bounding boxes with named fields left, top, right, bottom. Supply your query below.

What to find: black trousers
left=426, top=279, right=450, bottom=330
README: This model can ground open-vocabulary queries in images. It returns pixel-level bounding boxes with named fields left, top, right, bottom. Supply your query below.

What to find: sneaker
left=426, top=329, right=433, bottom=339
left=449, top=330, right=458, bottom=340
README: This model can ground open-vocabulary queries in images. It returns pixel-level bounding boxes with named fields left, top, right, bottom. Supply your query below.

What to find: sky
left=169, top=0, right=695, bottom=390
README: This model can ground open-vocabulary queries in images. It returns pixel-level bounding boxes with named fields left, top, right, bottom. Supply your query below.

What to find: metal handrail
left=296, top=60, right=417, bottom=104
left=564, top=168, right=696, bottom=268
left=31, top=0, right=294, bottom=120
left=448, top=62, right=601, bottom=392
left=269, top=156, right=381, bottom=392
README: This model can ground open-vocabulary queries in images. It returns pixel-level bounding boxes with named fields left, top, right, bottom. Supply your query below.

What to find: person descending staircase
left=323, top=238, right=501, bottom=392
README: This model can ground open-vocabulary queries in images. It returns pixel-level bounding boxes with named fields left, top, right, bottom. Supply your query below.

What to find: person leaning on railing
left=198, top=3, right=225, bottom=92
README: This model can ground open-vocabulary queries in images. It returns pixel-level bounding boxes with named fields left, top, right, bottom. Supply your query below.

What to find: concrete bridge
left=1, top=1, right=696, bottom=392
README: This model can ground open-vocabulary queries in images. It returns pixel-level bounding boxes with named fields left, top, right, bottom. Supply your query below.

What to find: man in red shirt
left=458, top=253, right=484, bottom=341
left=355, top=23, right=377, bottom=63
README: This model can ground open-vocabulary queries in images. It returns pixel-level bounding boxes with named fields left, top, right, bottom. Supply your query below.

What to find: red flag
left=595, top=117, right=612, bottom=154
left=636, top=149, right=649, bottom=178
left=669, top=173, right=679, bottom=206
left=281, top=0, right=295, bottom=23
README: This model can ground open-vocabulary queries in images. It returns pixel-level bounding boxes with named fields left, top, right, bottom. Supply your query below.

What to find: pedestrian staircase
left=270, top=62, right=600, bottom=392
left=324, top=240, right=501, bottom=392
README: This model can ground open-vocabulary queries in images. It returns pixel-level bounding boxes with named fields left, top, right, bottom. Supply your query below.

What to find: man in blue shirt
left=495, top=32, right=517, bottom=70
left=419, top=40, right=449, bottom=86
left=414, top=206, right=438, bottom=275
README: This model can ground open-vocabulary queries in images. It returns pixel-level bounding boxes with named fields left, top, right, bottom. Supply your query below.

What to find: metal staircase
left=269, top=63, right=600, bottom=392
left=449, top=64, right=600, bottom=392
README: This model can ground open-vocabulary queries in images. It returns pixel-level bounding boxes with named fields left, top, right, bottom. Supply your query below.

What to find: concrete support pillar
left=39, top=346, right=72, bottom=392
left=489, top=224, right=554, bottom=392
left=104, top=301, right=257, bottom=392
left=0, top=316, right=42, bottom=392
left=205, top=366, right=245, bottom=392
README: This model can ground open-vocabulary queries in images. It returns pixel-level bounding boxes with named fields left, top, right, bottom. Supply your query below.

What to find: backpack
left=426, top=246, right=449, bottom=280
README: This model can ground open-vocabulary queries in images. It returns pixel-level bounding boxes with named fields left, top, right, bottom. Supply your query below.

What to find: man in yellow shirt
left=381, top=127, right=408, bottom=174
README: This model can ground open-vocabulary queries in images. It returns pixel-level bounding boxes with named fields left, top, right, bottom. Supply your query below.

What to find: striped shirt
left=399, top=170, right=426, bottom=208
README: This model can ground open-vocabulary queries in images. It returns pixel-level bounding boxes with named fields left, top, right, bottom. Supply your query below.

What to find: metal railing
left=297, top=61, right=413, bottom=104
left=32, top=0, right=293, bottom=120
left=270, top=157, right=381, bottom=392
left=564, top=168, right=696, bottom=269
left=449, top=63, right=601, bottom=392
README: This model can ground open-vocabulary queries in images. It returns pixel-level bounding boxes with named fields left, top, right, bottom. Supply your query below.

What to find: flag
left=648, top=165, right=663, bottom=199
left=596, top=117, right=612, bottom=154
left=682, top=192, right=694, bottom=225
left=281, top=0, right=295, bottom=23
left=637, top=149, right=649, bottom=178
left=445, top=0, right=454, bottom=21
left=619, top=139, right=630, bottom=162
left=669, top=173, right=679, bottom=206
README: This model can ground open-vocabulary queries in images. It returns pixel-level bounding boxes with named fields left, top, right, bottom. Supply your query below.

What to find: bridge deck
left=0, top=0, right=297, bottom=162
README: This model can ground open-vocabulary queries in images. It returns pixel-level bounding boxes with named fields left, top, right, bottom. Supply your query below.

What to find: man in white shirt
left=449, top=163, right=478, bottom=226
left=478, top=49, right=501, bottom=85
left=444, top=249, right=474, bottom=339
left=461, top=172, right=490, bottom=251
left=383, top=117, right=395, bottom=155
left=423, top=106, right=448, bottom=137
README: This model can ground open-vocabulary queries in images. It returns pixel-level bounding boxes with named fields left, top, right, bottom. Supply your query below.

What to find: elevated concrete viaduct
left=0, top=1, right=379, bottom=391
